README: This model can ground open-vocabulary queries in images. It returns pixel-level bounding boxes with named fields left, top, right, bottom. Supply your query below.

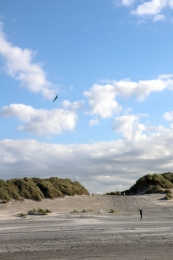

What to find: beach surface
left=0, top=194, right=173, bottom=259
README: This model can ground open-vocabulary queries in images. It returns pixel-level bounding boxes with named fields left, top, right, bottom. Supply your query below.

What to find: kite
left=53, top=95, right=58, bottom=102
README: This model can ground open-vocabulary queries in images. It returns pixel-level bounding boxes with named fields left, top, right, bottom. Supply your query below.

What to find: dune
left=0, top=193, right=172, bottom=219
left=0, top=194, right=173, bottom=259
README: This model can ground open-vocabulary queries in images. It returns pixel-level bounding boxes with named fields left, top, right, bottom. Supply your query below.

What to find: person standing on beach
left=138, top=209, right=143, bottom=220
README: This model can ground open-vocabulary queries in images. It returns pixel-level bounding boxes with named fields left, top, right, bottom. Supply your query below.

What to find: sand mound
left=1, top=194, right=173, bottom=259
left=0, top=194, right=173, bottom=220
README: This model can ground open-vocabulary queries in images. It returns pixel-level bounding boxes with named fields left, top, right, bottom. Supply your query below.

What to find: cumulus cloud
left=113, top=115, right=146, bottom=140
left=123, top=0, right=136, bottom=5
left=163, top=111, right=173, bottom=121
left=83, top=84, right=121, bottom=118
left=153, top=14, right=165, bottom=21
left=1, top=130, right=173, bottom=193
left=0, top=23, right=57, bottom=99
left=84, top=75, right=173, bottom=118
left=113, top=0, right=173, bottom=21
left=131, top=0, right=167, bottom=17
left=62, top=100, right=84, bottom=110
left=114, top=75, right=173, bottom=99
left=112, top=0, right=137, bottom=6
left=89, top=117, right=99, bottom=126
left=0, top=104, right=77, bottom=136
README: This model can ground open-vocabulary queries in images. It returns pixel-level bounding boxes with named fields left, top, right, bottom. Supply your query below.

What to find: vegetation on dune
left=106, top=172, right=173, bottom=198
left=7, top=178, right=44, bottom=201
left=28, top=208, right=52, bottom=215
left=71, top=209, right=94, bottom=214
left=109, top=208, right=118, bottom=213
left=105, top=191, right=122, bottom=195
left=0, top=177, right=89, bottom=201
left=32, top=178, right=63, bottom=199
left=124, top=172, right=173, bottom=196
left=71, top=209, right=79, bottom=213
left=18, top=213, right=27, bottom=218
left=48, top=177, right=88, bottom=196
left=19, top=208, right=52, bottom=218
left=162, top=172, right=173, bottom=184
left=0, top=179, right=19, bottom=200
left=165, top=189, right=173, bottom=200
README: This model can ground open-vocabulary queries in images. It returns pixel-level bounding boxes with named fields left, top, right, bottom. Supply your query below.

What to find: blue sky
left=0, top=0, right=173, bottom=193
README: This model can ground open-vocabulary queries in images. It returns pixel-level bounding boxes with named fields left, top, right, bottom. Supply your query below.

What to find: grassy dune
left=125, top=172, right=173, bottom=195
left=106, top=172, right=173, bottom=199
left=0, top=177, right=89, bottom=201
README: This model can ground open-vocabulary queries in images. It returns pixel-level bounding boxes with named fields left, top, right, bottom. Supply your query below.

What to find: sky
left=0, top=0, right=173, bottom=194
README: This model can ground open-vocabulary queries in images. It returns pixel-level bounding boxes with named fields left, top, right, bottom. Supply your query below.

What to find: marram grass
left=106, top=172, right=173, bottom=197
left=0, top=177, right=89, bottom=201
left=124, top=172, right=173, bottom=195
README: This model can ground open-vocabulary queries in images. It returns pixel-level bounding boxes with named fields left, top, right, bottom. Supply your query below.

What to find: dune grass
left=19, top=208, right=52, bottom=217
left=105, top=191, right=122, bottom=195
left=109, top=209, right=118, bottom=213
left=71, top=209, right=79, bottom=213
left=162, top=172, right=173, bottom=184
left=124, top=173, right=173, bottom=195
left=28, top=208, right=52, bottom=215
left=165, top=189, right=173, bottom=200
left=105, top=173, right=173, bottom=196
left=71, top=209, right=94, bottom=214
left=0, top=177, right=89, bottom=201
left=18, top=213, right=27, bottom=218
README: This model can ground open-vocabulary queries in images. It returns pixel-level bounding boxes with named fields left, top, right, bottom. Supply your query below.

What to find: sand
left=0, top=194, right=173, bottom=259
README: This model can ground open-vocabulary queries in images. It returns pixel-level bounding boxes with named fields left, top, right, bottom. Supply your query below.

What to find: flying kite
left=53, top=95, right=58, bottom=102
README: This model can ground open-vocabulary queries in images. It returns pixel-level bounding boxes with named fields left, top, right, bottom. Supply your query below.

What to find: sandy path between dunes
left=0, top=194, right=173, bottom=260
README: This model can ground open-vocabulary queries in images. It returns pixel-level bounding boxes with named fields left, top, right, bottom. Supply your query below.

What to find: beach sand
left=0, top=194, right=173, bottom=259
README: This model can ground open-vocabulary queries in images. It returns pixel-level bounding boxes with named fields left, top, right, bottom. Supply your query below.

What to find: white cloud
left=113, top=115, right=146, bottom=140
left=169, top=0, right=173, bottom=7
left=153, top=14, right=165, bottom=21
left=131, top=0, right=167, bottom=17
left=0, top=104, right=77, bottom=136
left=89, top=117, right=99, bottom=126
left=83, top=84, right=121, bottom=118
left=0, top=23, right=57, bottom=99
left=62, top=100, right=84, bottom=110
left=1, top=130, right=173, bottom=193
left=122, top=0, right=137, bottom=6
left=163, top=111, right=173, bottom=121
left=114, top=75, right=173, bottom=99
left=84, top=75, right=173, bottom=118
left=112, top=0, right=137, bottom=6
left=113, top=0, right=173, bottom=21
left=146, top=124, right=168, bottom=135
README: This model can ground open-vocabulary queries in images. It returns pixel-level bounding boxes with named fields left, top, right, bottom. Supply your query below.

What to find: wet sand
left=0, top=194, right=173, bottom=259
